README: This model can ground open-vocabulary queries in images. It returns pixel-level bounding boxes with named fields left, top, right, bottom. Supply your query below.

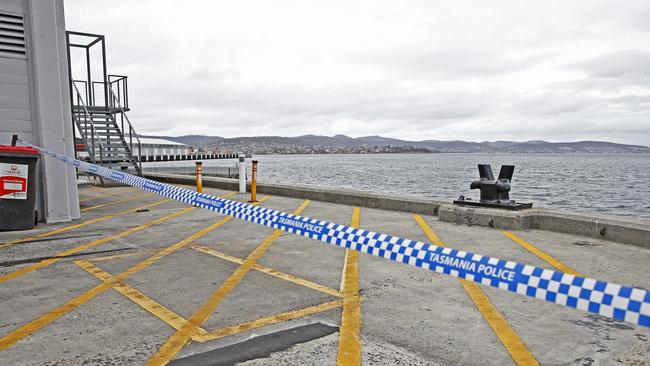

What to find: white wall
left=135, top=144, right=191, bottom=157
left=0, top=0, right=79, bottom=223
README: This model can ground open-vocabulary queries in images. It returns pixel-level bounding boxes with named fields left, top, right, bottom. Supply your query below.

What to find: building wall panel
left=0, top=0, right=23, bottom=15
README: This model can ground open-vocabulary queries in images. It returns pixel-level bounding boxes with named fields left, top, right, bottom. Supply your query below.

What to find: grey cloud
left=569, top=50, right=650, bottom=78
left=64, top=0, right=650, bottom=145
left=353, top=46, right=548, bottom=81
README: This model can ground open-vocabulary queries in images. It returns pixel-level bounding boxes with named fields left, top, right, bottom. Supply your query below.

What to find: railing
left=142, top=166, right=240, bottom=179
left=72, top=82, right=104, bottom=164
left=108, top=84, right=141, bottom=174
left=72, top=80, right=89, bottom=105
left=84, top=75, right=128, bottom=110
left=108, top=75, right=128, bottom=110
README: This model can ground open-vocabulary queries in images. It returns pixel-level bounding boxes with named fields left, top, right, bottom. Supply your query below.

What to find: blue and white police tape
left=21, top=138, right=649, bottom=328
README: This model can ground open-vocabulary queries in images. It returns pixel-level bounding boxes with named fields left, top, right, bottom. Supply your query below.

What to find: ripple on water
left=144, top=153, right=650, bottom=219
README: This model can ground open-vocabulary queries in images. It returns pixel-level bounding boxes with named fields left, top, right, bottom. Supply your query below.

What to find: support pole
left=238, top=153, right=246, bottom=194
left=195, top=161, right=203, bottom=193
left=249, top=160, right=258, bottom=203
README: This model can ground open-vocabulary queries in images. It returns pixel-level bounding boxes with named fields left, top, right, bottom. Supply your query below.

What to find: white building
left=0, top=1, right=79, bottom=223
left=134, top=138, right=191, bottom=161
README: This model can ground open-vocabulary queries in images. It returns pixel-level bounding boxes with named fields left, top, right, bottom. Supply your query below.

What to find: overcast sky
left=65, top=0, right=650, bottom=145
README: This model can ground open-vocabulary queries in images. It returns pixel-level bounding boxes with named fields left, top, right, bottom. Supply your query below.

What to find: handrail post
left=124, top=77, right=129, bottom=109
left=107, top=83, right=142, bottom=175
left=71, top=82, right=103, bottom=164
left=138, top=139, right=142, bottom=173
left=101, top=36, right=109, bottom=109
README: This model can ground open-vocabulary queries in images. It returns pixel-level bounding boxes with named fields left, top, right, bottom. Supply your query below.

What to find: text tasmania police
left=277, top=217, right=325, bottom=233
left=427, top=252, right=516, bottom=281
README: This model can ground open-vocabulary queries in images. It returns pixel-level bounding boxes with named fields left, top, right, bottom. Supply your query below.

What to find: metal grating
left=0, top=12, right=26, bottom=58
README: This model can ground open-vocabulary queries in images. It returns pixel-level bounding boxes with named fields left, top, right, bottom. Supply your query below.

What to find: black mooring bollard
left=453, top=164, right=532, bottom=210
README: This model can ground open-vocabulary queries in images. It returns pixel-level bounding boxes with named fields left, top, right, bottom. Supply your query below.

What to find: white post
left=238, top=153, right=246, bottom=193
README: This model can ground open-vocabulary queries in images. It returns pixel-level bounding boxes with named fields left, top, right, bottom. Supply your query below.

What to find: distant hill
left=141, top=134, right=650, bottom=154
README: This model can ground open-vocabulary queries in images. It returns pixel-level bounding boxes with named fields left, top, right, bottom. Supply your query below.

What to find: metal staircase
left=67, top=31, right=142, bottom=177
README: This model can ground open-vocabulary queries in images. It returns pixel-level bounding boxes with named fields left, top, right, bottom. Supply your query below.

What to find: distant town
left=142, top=134, right=650, bottom=155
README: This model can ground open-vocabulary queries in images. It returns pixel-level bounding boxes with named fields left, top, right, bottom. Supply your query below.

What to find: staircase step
left=80, top=123, right=115, bottom=126
left=89, top=150, right=132, bottom=155
left=74, top=106, right=141, bottom=176
left=76, top=121, right=116, bottom=125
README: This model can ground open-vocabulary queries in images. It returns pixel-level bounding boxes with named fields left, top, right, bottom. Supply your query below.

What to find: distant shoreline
left=143, top=134, right=650, bottom=155
left=247, top=151, right=650, bottom=155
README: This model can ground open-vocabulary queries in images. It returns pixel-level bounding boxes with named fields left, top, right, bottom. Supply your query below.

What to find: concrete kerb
left=144, top=173, right=650, bottom=249
left=143, top=173, right=444, bottom=215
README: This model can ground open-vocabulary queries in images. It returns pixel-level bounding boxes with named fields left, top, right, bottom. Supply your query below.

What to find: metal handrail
left=72, top=80, right=89, bottom=104
left=108, top=84, right=141, bottom=174
left=72, top=82, right=104, bottom=164
left=142, top=166, right=240, bottom=179
left=108, top=74, right=129, bottom=110
left=90, top=81, right=105, bottom=107
left=87, top=77, right=128, bottom=110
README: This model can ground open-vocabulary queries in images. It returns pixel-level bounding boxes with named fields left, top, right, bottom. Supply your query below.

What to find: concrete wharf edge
left=144, top=173, right=650, bottom=249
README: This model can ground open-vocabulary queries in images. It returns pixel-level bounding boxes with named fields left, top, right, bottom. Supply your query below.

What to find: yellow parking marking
left=80, top=192, right=155, bottom=212
left=337, top=207, right=361, bottom=366
left=81, top=186, right=109, bottom=195
left=87, top=186, right=136, bottom=196
left=193, top=300, right=343, bottom=342
left=414, top=215, right=539, bottom=366
left=78, top=191, right=114, bottom=203
left=87, top=248, right=163, bottom=262
left=0, top=193, right=259, bottom=351
left=502, top=231, right=582, bottom=276
left=0, top=198, right=173, bottom=249
left=78, top=188, right=138, bottom=202
left=146, top=198, right=309, bottom=366
left=0, top=205, right=195, bottom=284
left=75, top=260, right=208, bottom=336
left=78, top=190, right=96, bottom=197
left=191, top=244, right=343, bottom=297
left=78, top=187, right=135, bottom=201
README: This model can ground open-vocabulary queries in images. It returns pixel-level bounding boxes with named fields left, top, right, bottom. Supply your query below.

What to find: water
left=144, top=153, right=650, bottom=219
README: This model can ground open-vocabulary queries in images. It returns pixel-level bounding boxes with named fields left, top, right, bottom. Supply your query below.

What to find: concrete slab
left=0, top=184, right=648, bottom=365
left=358, top=208, right=514, bottom=366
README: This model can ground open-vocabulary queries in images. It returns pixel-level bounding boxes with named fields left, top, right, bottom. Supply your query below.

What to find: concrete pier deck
left=0, top=184, right=648, bottom=365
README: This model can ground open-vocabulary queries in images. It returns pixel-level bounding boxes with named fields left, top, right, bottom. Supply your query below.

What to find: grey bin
left=0, top=146, right=40, bottom=231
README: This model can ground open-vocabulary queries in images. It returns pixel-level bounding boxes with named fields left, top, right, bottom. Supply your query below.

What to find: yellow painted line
left=413, top=214, right=445, bottom=246
left=337, top=207, right=361, bottom=366
left=75, top=260, right=208, bottom=335
left=0, top=192, right=254, bottom=351
left=0, top=197, right=172, bottom=249
left=502, top=231, right=582, bottom=276
left=87, top=248, right=163, bottom=263
left=77, top=187, right=138, bottom=202
left=82, top=186, right=109, bottom=195
left=459, top=279, right=540, bottom=363
left=77, top=190, right=96, bottom=197
left=79, top=187, right=136, bottom=201
left=91, top=186, right=136, bottom=195
left=80, top=192, right=155, bottom=212
left=0, top=205, right=195, bottom=284
left=193, top=300, right=343, bottom=342
left=414, top=214, right=539, bottom=366
left=146, top=198, right=309, bottom=366
left=78, top=191, right=114, bottom=202
left=191, top=244, right=343, bottom=297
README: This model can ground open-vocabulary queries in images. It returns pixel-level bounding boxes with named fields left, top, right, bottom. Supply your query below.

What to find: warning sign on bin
left=0, top=163, right=28, bottom=200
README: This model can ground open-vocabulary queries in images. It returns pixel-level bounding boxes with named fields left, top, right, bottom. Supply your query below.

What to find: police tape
left=20, top=138, right=649, bottom=328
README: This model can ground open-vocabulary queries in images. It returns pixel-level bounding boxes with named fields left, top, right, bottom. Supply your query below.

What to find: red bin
left=0, top=145, right=40, bottom=230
